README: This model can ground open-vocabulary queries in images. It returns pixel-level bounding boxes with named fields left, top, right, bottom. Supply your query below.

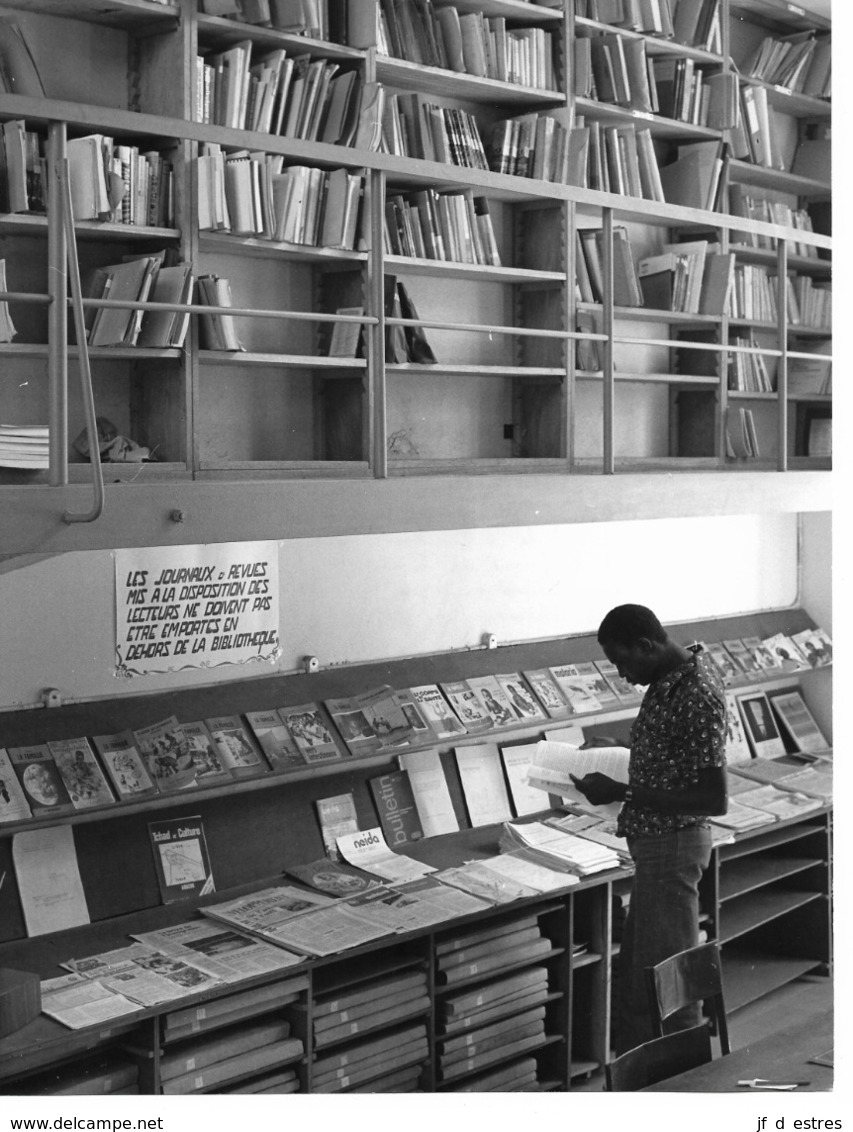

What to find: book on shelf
left=148, top=816, right=215, bottom=903
left=548, top=664, right=603, bottom=715
left=205, top=716, right=268, bottom=778
left=465, top=674, right=521, bottom=728
left=521, top=669, right=572, bottom=719
left=594, top=659, right=642, bottom=703
left=86, top=255, right=163, bottom=348
left=158, top=1016, right=293, bottom=1084
left=760, top=633, right=807, bottom=672
left=162, top=1037, right=302, bottom=1094
left=324, top=695, right=381, bottom=757
left=570, top=661, right=620, bottom=708
left=725, top=406, right=760, bottom=460
left=454, top=743, right=513, bottom=827
left=736, top=691, right=788, bottom=759
left=133, top=717, right=200, bottom=793
left=0, top=423, right=49, bottom=469
left=493, top=674, right=547, bottom=723
left=789, top=627, right=832, bottom=669
left=284, top=857, right=380, bottom=897
left=177, top=721, right=235, bottom=787
left=13, top=1054, right=138, bottom=1097
left=738, top=635, right=778, bottom=672
left=659, top=140, right=725, bottom=211
left=223, top=1068, right=299, bottom=1095
left=46, top=738, right=115, bottom=810
left=723, top=691, right=753, bottom=764
left=244, top=709, right=305, bottom=772
left=0, top=260, right=16, bottom=343
left=369, top=769, right=424, bottom=845
left=162, top=978, right=305, bottom=1039
left=721, top=637, right=760, bottom=675
left=744, top=29, right=830, bottom=97
left=769, top=690, right=828, bottom=754
left=196, top=274, right=244, bottom=351
left=407, top=684, right=467, bottom=738
left=0, top=18, right=44, bottom=96
left=315, top=792, right=359, bottom=859
left=280, top=703, right=345, bottom=763
left=438, top=924, right=543, bottom=972
left=577, top=226, right=644, bottom=308
left=136, top=263, right=194, bottom=350
left=0, top=748, right=32, bottom=822
left=91, top=732, right=158, bottom=800
left=440, top=680, right=493, bottom=732
left=396, top=748, right=460, bottom=837
left=7, top=744, right=75, bottom=817
left=672, top=0, right=720, bottom=51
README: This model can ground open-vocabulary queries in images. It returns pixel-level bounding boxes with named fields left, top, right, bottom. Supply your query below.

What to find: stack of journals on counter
left=312, top=968, right=429, bottom=1048
left=0, top=1054, right=138, bottom=1097
left=727, top=782, right=824, bottom=821
left=500, top=820, right=622, bottom=876
left=0, top=423, right=48, bottom=469
left=312, top=1021, right=429, bottom=1093
left=436, top=914, right=551, bottom=989
left=156, top=1015, right=302, bottom=1095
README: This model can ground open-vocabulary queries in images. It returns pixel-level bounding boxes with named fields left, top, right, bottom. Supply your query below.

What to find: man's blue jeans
left=616, top=826, right=712, bottom=1055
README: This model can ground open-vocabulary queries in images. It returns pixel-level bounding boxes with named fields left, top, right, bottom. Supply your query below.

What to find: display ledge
left=0, top=470, right=831, bottom=553
left=728, top=319, right=831, bottom=337
left=438, top=0, right=564, bottom=20
left=196, top=15, right=366, bottom=61
left=719, top=818, right=828, bottom=862
left=0, top=343, right=183, bottom=361
left=436, top=1034, right=563, bottom=1089
left=729, top=0, right=831, bottom=34
left=573, top=17, right=724, bottom=63
left=718, top=889, right=824, bottom=944
left=384, top=255, right=566, bottom=285
left=197, top=462, right=374, bottom=480
left=199, top=233, right=367, bottom=265
left=8, top=0, right=180, bottom=27
left=721, top=951, right=826, bottom=1014
left=575, top=371, right=719, bottom=385
left=728, top=246, right=830, bottom=277
left=718, top=854, right=826, bottom=902
left=0, top=213, right=180, bottom=241
left=0, top=463, right=191, bottom=488
left=197, top=351, right=366, bottom=370
left=737, top=77, right=830, bottom=119
left=728, top=391, right=832, bottom=402
left=375, top=56, right=564, bottom=107
left=388, top=458, right=570, bottom=476
left=386, top=363, right=566, bottom=377
left=574, top=97, right=722, bottom=140
left=726, top=159, right=831, bottom=199
left=577, top=302, right=724, bottom=326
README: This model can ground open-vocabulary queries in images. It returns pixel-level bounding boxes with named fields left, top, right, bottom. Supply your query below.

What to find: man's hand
left=569, top=772, right=626, bottom=806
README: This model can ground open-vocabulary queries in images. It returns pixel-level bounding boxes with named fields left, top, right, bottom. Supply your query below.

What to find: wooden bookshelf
left=0, top=0, right=830, bottom=516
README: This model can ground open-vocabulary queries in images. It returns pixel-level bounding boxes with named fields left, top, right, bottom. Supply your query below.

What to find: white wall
left=0, top=513, right=801, bottom=711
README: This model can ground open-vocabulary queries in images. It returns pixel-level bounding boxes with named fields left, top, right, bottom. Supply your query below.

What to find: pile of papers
left=0, top=423, right=48, bottom=469
left=500, top=820, right=622, bottom=876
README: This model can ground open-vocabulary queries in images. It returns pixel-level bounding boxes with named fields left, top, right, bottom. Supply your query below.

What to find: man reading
left=570, top=604, right=727, bottom=1054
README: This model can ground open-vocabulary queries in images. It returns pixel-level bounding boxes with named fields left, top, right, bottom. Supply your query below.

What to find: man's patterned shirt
left=617, top=646, right=727, bottom=839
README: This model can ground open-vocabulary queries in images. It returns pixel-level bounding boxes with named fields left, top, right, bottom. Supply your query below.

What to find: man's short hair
left=598, top=604, right=667, bottom=648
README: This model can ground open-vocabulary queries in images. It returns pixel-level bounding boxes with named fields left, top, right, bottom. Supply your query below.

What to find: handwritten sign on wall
left=115, top=542, right=280, bottom=677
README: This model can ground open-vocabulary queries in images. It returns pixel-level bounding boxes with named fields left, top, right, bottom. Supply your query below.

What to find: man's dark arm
left=570, top=766, right=728, bottom=815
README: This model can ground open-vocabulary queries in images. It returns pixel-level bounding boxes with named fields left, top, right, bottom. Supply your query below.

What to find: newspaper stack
left=499, top=820, right=621, bottom=876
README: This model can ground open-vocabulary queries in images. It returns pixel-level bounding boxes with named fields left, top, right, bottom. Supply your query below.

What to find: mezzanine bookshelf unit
left=0, top=0, right=830, bottom=512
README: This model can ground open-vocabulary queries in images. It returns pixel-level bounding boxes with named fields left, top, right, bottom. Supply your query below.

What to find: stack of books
left=574, top=0, right=677, bottom=38
left=0, top=424, right=48, bottom=470
left=200, top=0, right=331, bottom=38
left=382, top=92, right=490, bottom=170
left=488, top=112, right=589, bottom=185
left=438, top=965, right=551, bottom=1091
left=161, top=978, right=305, bottom=1044
left=312, top=1021, right=429, bottom=1092
left=221, top=1067, right=300, bottom=1094
left=68, top=134, right=174, bottom=227
left=157, top=1015, right=302, bottom=1094
left=312, top=969, right=430, bottom=1058
left=0, top=1054, right=138, bottom=1097
left=436, top=915, right=551, bottom=989
left=745, top=31, right=831, bottom=97
left=725, top=405, right=760, bottom=459
left=84, top=252, right=191, bottom=350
